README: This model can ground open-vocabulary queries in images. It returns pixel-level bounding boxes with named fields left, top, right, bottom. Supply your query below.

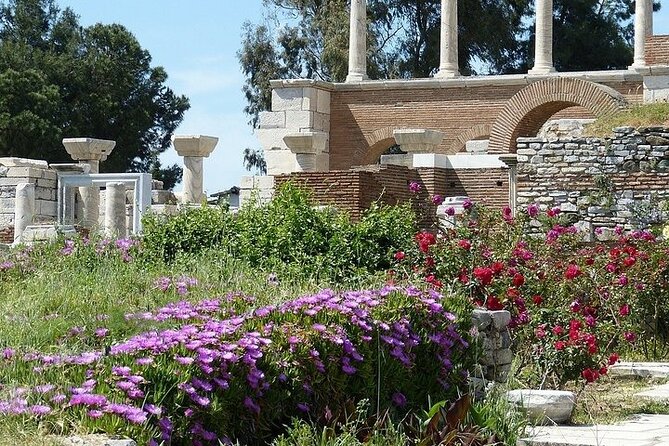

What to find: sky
left=56, top=1, right=669, bottom=195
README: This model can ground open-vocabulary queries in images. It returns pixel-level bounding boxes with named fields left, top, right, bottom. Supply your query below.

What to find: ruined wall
left=645, top=35, right=669, bottom=66
left=329, top=77, right=643, bottom=170
left=517, top=126, right=669, bottom=236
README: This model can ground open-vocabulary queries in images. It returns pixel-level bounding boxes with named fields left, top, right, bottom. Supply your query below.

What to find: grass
left=584, top=102, right=669, bottom=137
left=570, top=376, right=669, bottom=425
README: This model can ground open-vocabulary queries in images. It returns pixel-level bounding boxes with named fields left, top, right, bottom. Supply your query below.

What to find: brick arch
left=450, top=124, right=492, bottom=153
left=488, top=78, right=628, bottom=153
left=361, top=126, right=397, bottom=164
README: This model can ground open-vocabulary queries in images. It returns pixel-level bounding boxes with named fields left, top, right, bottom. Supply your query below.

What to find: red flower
left=555, top=341, right=566, bottom=351
left=458, top=269, right=469, bottom=284
left=624, top=331, right=637, bottom=343
left=415, top=232, right=436, bottom=253
left=565, top=264, right=581, bottom=280
left=608, top=353, right=620, bottom=365
left=394, top=251, right=405, bottom=261
left=534, top=325, right=547, bottom=339
left=485, top=296, right=504, bottom=311
left=552, top=325, right=564, bottom=336
left=473, top=267, right=494, bottom=286
left=491, top=261, right=505, bottom=275
left=623, top=256, right=636, bottom=267
left=599, top=367, right=608, bottom=375
left=458, top=239, right=472, bottom=250
left=619, top=304, right=630, bottom=317
left=532, top=295, right=543, bottom=306
left=512, top=273, right=525, bottom=288
left=581, top=368, right=599, bottom=383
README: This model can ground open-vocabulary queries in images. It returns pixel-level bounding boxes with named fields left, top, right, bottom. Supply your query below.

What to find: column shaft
left=346, top=0, right=368, bottom=82
left=632, top=0, right=652, bottom=67
left=436, top=0, right=459, bottom=77
left=183, top=156, right=204, bottom=203
left=529, top=0, right=555, bottom=74
left=79, top=159, right=100, bottom=229
left=14, top=183, right=35, bottom=243
left=105, top=182, right=127, bottom=237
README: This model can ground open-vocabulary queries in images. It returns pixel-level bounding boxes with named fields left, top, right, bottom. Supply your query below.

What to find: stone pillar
left=393, top=129, right=444, bottom=153
left=14, top=183, right=34, bottom=243
left=529, top=0, right=555, bottom=74
left=435, top=0, right=459, bottom=78
left=172, top=135, right=218, bottom=203
left=50, top=163, right=89, bottom=225
left=283, top=131, right=329, bottom=172
left=499, top=154, right=518, bottom=217
left=632, top=0, right=652, bottom=68
left=62, top=138, right=116, bottom=230
left=346, top=0, right=368, bottom=82
left=105, top=182, right=126, bottom=237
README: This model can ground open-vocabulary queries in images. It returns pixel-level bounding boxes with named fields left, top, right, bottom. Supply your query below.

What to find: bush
left=141, top=183, right=417, bottom=283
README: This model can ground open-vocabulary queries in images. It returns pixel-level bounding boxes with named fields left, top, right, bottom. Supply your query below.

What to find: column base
left=435, top=69, right=460, bottom=78
left=345, top=73, right=369, bottom=83
left=528, top=66, right=556, bottom=75
left=628, top=62, right=647, bottom=70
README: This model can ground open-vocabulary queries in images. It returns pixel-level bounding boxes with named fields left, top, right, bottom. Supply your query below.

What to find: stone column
left=346, top=0, right=368, bottom=82
left=105, top=182, right=126, bottom=237
left=172, top=135, right=219, bottom=203
left=50, top=163, right=89, bottom=225
left=14, top=183, right=35, bottom=243
left=62, top=138, right=116, bottom=230
left=499, top=154, right=518, bottom=217
left=529, top=0, right=555, bottom=74
left=435, top=0, right=459, bottom=78
left=632, top=0, right=652, bottom=68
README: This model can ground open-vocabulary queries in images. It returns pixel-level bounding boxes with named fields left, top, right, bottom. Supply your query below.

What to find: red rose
left=512, top=273, right=525, bottom=288
left=565, top=264, right=581, bottom=280
left=619, top=304, right=630, bottom=316
left=394, top=251, right=405, bottom=261
left=473, top=267, right=494, bottom=286
left=458, top=239, right=472, bottom=250
left=608, top=353, right=620, bottom=365
left=533, top=295, right=543, bottom=306
left=555, top=341, right=566, bottom=351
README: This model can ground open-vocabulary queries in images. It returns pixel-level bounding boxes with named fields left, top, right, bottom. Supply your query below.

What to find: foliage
left=243, top=147, right=267, bottom=175
left=585, top=102, right=669, bottom=137
left=0, top=0, right=189, bottom=189
left=393, top=196, right=669, bottom=388
left=141, top=183, right=417, bottom=283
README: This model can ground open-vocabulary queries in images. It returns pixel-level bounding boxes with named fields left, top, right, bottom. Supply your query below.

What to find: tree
left=243, top=147, right=267, bottom=175
left=239, top=0, right=659, bottom=128
left=0, top=0, right=189, bottom=190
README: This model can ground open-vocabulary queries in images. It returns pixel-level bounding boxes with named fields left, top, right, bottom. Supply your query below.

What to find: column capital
left=172, top=135, right=219, bottom=158
left=62, top=138, right=116, bottom=162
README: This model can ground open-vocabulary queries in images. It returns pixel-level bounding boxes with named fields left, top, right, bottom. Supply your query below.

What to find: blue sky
left=57, top=1, right=669, bottom=195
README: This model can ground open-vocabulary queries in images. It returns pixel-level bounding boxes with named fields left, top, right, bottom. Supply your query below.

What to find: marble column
left=346, top=0, right=368, bottom=82
left=529, top=0, right=555, bottom=74
left=172, top=135, right=219, bottom=203
left=499, top=155, right=518, bottom=217
left=105, top=182, right=126, bottom=237
left=632, top=0, right=652, bottom=68
left=62, top=138, right=116, bottom=230
left=14, top=183, right=34, bottom=243
left=436, top=0, right=459, bottom=78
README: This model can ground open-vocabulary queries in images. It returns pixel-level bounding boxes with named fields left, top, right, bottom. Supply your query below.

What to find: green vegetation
left=585, top=102, right=669, bottom=137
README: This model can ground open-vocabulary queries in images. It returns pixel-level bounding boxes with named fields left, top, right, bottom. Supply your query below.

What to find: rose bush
left=392, top=198, right=669, bottom=388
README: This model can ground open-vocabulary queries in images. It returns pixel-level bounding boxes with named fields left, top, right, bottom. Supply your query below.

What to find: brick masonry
left=275, top=163, right=509, bottom=221
left=516, top=126, right=669, bottom=237
left=645, top=35, right=669, bottom=66
left=329, top=78, right=643, bottom=171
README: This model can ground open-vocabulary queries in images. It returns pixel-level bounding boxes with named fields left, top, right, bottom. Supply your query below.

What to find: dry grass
left=569, top=376, right=669, bottom=425
left=584, top=102, right=669, bottom=138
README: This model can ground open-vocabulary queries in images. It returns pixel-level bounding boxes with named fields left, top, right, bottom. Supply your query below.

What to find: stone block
left=0, top=157, right=49, bottom=168
left=265, top=150, right=297, bottom=175
left=0, top=197, right=15, bottom=211
left=490, top=310, right=511, bottom=330
left=240, top=176, right=255, bottom=189
left=35, top=187, right=55, bottom=201
left=271, top=87, right=304, bottom=111
left=312, top=112, right=330, bottom=132
left=6, top=166, right=43, bottom=178
left=560, top=202, right=578, bottom=212
left=255, top=175, right=275, bottom=190
left=257, top=128, right=290, bottom=151
left=0, top=177, right=33, bottom=186
left=285, top=110, right=315, bottom=129
left=42, top=170, right=57, bottom=181
left=516, top=148, right=537, bottom=156
left=259, top=111, right=286, bottom=129
left=301, top=87, right=318, bottom=111
left=36, top=178, right=57, bottom=188
left=36, top=199, right=57, bottom=217
left=472, top=309, right=492, bottom=330
left=316, top=89, right=331, bottom=115
left=506, top=390, right=575, bottom=424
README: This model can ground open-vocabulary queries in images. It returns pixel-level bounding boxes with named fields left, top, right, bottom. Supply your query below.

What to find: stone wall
left=0, top=159, right=58, bottom=243
left=516, top=127, right=669, bottom=237
left=472, top=309, right=512, bottom=384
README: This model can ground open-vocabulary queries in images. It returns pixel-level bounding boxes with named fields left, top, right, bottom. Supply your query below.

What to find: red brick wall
left=276, top=165, right=509, bottom=221
left=0, top=227, right=13, bottom=244
left=329, top=80, right=642, bottom=170
left=646, top=35, right=669, bottom=66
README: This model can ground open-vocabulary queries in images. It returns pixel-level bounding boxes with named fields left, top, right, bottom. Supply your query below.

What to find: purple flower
left=297, top=402, right=310, bottom=413
left=445, top=206, right=456, bottom=216
left=527, top=202, right=539, bottom=218
left=243, top=396, right=260, bottom=415
left=431, top=194, right=444, bottom=205
left=69, top=393, right=107, bottom=407
left=408, top=181, right=422, bottom=193
left=392, top=392, right=407, bottom=407
left=87, top=409, right=104, bottom=419
left=94, top=328, right=109, bottom=338
left=30, top=405, right=51, bottom=416
left=136, top=357, right=154, bottom=366
left=463, top=199, right=473, bottom=210
left=2, top=348, right=15, bottom=360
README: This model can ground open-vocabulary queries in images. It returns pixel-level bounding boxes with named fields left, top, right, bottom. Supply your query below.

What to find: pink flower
left=527, top=203, right=539, bottom=218
left=619, top=304, right=630, bottom=317
left=445, top=206, right=456, bottom=216
left=432, top=194, right=444, bottom=205
left=408, top=181, right=422, bottom=193
left=624, top=331, right=637, bottom=343
left=565, top=264, right=581, bottom=280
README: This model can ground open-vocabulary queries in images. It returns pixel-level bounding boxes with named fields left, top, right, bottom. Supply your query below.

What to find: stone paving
left=518, top=414, right=669, bottom=446
left=609, top=362, right=669, bottom=379
left=636, top=382, right=669, bottom=401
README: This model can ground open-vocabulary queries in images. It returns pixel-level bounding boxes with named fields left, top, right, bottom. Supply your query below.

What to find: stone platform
left=519, top=414, right=669, bottom=446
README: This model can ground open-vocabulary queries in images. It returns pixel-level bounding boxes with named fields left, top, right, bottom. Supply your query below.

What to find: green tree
left=0, top=0, right=189, bottom=190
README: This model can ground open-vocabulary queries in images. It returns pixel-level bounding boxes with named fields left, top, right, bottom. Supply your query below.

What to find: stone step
left=518, top=414, right=669, bottom=446
left=609, top=362, right=669, bottom=379
left=635, top=383, right=669, bottom=401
